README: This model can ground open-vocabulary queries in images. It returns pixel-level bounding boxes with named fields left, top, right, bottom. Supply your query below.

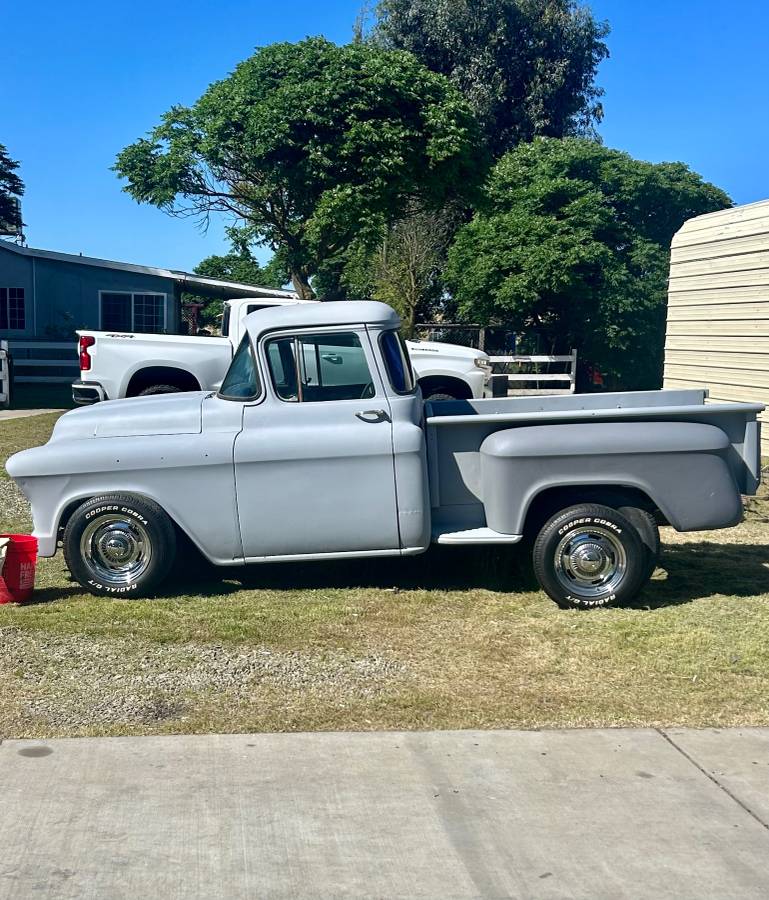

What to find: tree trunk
left=291, top=270, right=315, bottom=301
left=403, top=302, right=418, bottom=339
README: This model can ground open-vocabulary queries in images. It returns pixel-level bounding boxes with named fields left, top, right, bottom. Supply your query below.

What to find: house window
left=0, top=288, right=25, bottom=330
left=100, top=292, right=166, bottom=333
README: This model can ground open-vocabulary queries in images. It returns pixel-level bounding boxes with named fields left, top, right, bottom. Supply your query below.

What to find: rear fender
left=480, top=421, right=742, bottom=534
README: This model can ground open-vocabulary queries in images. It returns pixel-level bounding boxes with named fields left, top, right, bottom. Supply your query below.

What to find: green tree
left=193, top=248, right=288, bottom=291
left=445, top=138, right=731, bottom=389
left=0, top=143, right=24, bottom=233
left=185, top=240, right=289, bottom=328
left=373, top=0, right=609, bottom=157
left=115, top=38, right=482, bottom=300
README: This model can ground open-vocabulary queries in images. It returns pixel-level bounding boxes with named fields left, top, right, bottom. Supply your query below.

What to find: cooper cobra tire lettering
left=558, top=517, right=622, bottom=536
left=120, top=506, right=149, bottom=526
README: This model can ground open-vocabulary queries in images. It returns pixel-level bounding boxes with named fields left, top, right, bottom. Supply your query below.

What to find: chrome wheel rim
left=554, top=526, right=627, bottom=599
left=80, top=515, right=152, bottom=587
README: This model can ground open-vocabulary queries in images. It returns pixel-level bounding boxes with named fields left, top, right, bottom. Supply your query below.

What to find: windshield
left=219, top=336, right=260, bottom=400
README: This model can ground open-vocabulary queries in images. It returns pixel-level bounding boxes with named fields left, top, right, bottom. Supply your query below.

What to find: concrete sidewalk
left=0, top=408, right=59, bottom=421
left=1, top=728, right=768, bottom=899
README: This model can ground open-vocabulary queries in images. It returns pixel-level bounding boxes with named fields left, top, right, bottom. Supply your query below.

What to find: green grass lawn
left=1, top=411, right=768, bottom=739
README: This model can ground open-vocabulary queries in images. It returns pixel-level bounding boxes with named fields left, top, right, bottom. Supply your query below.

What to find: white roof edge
left=244, top=300, right=400, bottom=339
left=175, top=272, right=297, bottom=298
left=674, top=198, right=769, bottom=232
left=0, top=240, right=297, bottom=298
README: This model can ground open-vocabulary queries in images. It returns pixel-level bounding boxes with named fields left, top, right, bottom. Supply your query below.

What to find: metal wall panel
left=665, top=200, right=769, bottom=454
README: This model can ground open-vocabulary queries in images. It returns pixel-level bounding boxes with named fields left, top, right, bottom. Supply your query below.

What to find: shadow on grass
left=24, top=585, right=84, bottom=605
left=25, top=540, right=769, bottom=610
left=162, top=544, right=539, bottom=599
left=162, top=540, right=769, bottom=609
left=629, top=542, right=769, bottom=610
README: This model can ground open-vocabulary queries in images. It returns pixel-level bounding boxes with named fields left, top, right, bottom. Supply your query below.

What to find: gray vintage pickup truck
left=7, top=301, right=764, bottom=608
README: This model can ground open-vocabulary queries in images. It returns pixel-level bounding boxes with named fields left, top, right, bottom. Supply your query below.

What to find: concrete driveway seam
left=657, top=728, right=769, bottom=832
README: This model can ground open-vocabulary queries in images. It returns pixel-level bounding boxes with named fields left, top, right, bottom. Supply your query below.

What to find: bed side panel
left=479, top=422, right=742, bottom=534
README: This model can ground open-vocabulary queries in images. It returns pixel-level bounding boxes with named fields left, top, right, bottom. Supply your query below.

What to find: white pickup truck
left=73, top=296, right=491, bottom=404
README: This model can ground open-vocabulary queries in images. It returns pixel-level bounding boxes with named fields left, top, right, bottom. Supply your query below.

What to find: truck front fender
left=479, top=421, right=742, bottom=534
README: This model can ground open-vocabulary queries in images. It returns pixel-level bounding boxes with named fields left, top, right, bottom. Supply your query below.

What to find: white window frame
left=0, top=287, right=27, bottom=332
left=98, top=290, right=168, bottom=333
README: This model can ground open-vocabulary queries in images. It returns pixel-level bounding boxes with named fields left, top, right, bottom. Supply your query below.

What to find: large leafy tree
left=373, top=0, right=609, bottom=157
left=0, top=143, right=24, bottom=233
left=445, top=138, right=731, bottom=389
left=115, top=38, right=482, bottom=300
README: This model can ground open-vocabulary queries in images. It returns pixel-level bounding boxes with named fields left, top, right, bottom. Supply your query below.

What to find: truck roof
left=244, top=300, right=401, bottom=339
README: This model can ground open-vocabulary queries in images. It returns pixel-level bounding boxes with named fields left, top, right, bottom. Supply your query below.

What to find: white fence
left=0, top=340, right=9, bottom=408
left=7, top=340, right=78, bottom=385
left=487, top=351, right=578, bottom=396
left=415, top=324, right=578, bottom=396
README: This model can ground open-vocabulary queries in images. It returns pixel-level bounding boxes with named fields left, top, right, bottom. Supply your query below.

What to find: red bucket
left=0, top=535, right=38, bottom=604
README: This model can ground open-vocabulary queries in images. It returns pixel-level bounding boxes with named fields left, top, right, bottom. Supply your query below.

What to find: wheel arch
left=417, top=374, right=473, bottom=400
left=125, top=366, right=201, bottom=396
left=521, top=484, right=662, bottom=540
left=55, top=490, right=205, bottom=557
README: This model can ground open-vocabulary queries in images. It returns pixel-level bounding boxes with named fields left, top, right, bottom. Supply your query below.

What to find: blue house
left=0, top=240, right=292, bottom=341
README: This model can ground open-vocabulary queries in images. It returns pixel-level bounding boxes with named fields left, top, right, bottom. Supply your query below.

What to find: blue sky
left=4, top=0, right=768, bottom=272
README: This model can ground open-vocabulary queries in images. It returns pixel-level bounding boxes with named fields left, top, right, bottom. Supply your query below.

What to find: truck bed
left=425, top=389, right=763, bottom=539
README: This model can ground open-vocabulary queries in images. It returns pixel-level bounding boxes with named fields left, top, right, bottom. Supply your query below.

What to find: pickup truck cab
left=73, top=295, right=491, bottom=405
left=10, top=301, right=763, bottom=609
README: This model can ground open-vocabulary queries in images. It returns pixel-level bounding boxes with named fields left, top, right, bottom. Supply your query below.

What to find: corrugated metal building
left=664, top=199, right=769, bottom=455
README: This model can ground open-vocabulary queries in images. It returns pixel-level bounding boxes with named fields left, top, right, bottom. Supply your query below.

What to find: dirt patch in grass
left=1, top=412, right=768, bottom=737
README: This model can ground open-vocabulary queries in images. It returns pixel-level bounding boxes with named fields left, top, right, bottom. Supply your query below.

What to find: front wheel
left=423, top=392, right=458, bottom=402
left=532, top=503, right=649, bottom=609
left=63, top=494, right=176, bottom=597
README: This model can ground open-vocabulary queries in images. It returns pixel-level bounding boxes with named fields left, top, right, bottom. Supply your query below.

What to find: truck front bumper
left=72, top=381, right=106, bottom=405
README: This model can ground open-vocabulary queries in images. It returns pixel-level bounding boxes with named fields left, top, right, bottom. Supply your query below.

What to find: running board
left=434, top=528, right=523, bottom=545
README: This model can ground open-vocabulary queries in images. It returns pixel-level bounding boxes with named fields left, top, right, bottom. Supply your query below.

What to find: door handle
left=355, top=409, right=391, bottom=423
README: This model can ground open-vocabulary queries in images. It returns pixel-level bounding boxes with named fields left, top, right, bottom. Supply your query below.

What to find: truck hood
left=49, top=392, right=206, bottom=442
left=405, top=339, right=487, bottom=362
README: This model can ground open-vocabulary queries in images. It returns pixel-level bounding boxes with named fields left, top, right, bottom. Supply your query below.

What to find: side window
left=265, top=332, right=375, bottom=402
left=380, top=330, right=415, bottom=394
left=219, top=337, right=260, bottom=400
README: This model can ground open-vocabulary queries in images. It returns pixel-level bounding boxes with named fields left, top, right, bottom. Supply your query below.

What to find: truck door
left=234, top=327, right=400, bottom=558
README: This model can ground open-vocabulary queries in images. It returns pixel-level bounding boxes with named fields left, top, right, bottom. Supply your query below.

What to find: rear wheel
left=138, top=384, right=182, bottom=396
left=63, top=494, right=176, bottom=597
left=532, top=503, right=649, bottom=609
